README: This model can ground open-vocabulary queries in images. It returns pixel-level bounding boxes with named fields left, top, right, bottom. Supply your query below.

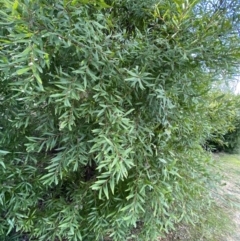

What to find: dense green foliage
left=0, top=0, right=239, bottom=240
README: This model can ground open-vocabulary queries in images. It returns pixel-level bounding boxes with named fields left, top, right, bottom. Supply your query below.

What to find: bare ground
left=216, top=153, right=240, bottom=241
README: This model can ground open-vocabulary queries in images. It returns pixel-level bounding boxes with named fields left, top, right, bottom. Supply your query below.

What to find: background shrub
left=205, top=92, right=240, bottom=153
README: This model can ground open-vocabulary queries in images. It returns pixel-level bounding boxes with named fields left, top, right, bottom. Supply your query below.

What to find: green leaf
left=33, top=72, right=42, bottom=84
left=109, top=177, right=115, bottom=194
left=16, top=67, right=31, bottom=75
left=0, top=161, right=6, bottom=168
left=0, top=150, right=10, bottom=155
left=103, top=184, right=109, bottom=199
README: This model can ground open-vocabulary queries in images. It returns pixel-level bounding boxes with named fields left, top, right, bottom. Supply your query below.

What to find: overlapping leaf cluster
left=0, top=0, right=239, bottom=240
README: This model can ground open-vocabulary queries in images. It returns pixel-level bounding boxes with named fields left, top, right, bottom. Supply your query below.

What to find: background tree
left=0, top=0, right=239, bottom=240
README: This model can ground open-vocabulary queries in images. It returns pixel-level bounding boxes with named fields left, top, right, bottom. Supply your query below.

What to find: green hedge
left=0, top=0, right=239, bottom=240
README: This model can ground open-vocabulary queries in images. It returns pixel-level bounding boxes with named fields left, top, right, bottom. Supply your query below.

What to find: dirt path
left=216, top=153, right=240, bottom=241
left=159, top=153, right=240, bottom=241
